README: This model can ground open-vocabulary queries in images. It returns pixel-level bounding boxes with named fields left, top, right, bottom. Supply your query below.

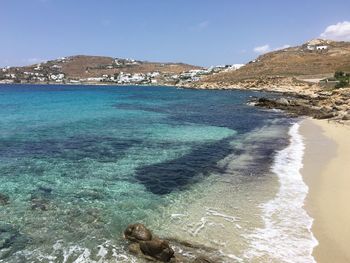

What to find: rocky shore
left=249, top=87, right=350, bottom=121
left=182, top=77, right=350, bottom=122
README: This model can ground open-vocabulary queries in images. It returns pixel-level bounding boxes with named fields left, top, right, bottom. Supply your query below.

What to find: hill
left=197, top=39, right=350, bottom=88
left=0, top=55, right=201, bottom=84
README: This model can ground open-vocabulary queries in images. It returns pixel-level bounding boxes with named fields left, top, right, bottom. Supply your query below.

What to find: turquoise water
left=0, top=85, right=292, bottom=262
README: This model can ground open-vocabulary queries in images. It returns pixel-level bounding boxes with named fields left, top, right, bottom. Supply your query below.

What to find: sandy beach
left=300, top=118, right=350, bottom=263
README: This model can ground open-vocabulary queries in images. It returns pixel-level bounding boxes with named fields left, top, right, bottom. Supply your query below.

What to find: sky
left=1, top=0, right=350, bottom=67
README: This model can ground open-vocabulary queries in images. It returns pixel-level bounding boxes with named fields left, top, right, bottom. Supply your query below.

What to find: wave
left=244, top=122, right=318, bottom=262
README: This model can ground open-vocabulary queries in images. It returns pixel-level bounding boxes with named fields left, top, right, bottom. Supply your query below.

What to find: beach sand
left=300, top=118, right=350, bottom=263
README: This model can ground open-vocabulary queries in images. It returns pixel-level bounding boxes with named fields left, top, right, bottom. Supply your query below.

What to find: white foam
left=15, top=240, right=138, bottom=263
left=244, top=122, right=318, bottom=262
left=191, top=217, right=208, bottom=236
left=206, top=208, right=239, bottom=223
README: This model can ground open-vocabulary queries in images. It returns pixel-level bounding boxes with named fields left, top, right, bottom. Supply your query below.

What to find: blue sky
left=1, top=0, right=350, bottom=67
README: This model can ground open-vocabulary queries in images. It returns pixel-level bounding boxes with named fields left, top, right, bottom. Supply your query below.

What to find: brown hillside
left=21, top=55, right=201, bottom=79
left=202, top=39, right=350, bottom=83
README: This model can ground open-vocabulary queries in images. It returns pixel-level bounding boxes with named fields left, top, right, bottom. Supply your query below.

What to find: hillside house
left=306, top=45, right=328, bottom=51
left=316, top=45, right=328, bottom=51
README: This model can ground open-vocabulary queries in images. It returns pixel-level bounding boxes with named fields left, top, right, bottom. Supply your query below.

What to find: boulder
left=0, top=194, right=9, bottom=206
left=276, top=97, right=290, bottom=106
left=139, top=239, right=175, bottom=262
left=124, top=223, right=152, bottom=243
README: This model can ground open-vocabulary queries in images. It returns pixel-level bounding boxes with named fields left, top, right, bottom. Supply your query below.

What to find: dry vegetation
left=201, top=40, right=350, bottom=83
left=39, top=55, right=200, bottom=79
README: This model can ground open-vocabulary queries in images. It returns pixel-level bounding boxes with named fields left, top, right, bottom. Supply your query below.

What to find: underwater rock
left=74, top=189, right=104, bottom=200
left=0, top=223, right=28, bottom=259
left=124, top=223, right=153, bottom=242
left=30, top=197, right=49, bottom=211
left=0, top=193, right=9, bottom=205
left=38, top=186, right=53, bottom=195
left=139, top=239, right=175, bottom=262
left=29, top=185, right=54, bottom=211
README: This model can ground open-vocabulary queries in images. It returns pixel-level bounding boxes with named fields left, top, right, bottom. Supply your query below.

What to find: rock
left=128, top=239, right=175, bottom=262
left=38, top=186, right=53, bottom=195
left=314, top=112, right=335, bottom=119
left=128, top=243, right=142, bottom=255
left=75, top=189, right=104, bottom=200
left=124, top=223, right=152, bottom=243
left=0, top=194, right=9, bottom=205
left=31, top=198, right=48, bottom=211
left=139, top=239, right=175, bottom=262
left=276, top=97, right=290, bottom=106
left=0, top=223, right=28, bottom=259
left=342, top=113, right=350, bottom=120
left=193, top=256, right=215, bottom=263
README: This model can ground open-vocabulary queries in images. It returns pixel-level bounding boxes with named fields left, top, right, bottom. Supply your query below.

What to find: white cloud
left=320, top=21, right=350, bottom=41
left=253, top=44, right=270, bottom=54
left=253, top=44, right=291, bottom=54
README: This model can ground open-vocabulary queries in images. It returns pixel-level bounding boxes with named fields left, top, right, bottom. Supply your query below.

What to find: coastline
left=300, top=118, right=350, bottom=263
left=243, top=122, right=317, bottom=262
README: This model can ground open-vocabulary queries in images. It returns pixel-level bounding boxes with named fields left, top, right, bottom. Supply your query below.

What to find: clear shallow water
left=0, top=85, right=314, bottom=262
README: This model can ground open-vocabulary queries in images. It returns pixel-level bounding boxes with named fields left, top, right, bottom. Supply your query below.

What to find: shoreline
left=0, top=82, right=291, bottom=93
left=243, top=122, right=317, bottom=262
left=300, top=118, right=350, bottom=263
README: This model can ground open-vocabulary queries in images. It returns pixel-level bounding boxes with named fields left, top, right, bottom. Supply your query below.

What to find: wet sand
left=300, top=118, right=350, bottom=263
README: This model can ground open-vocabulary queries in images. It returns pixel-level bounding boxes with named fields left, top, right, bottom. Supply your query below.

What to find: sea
left=0, top=85, right=317, bottom=263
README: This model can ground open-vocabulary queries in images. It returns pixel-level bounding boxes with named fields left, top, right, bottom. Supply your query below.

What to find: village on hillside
left=0, top=56, right=244, bottom=86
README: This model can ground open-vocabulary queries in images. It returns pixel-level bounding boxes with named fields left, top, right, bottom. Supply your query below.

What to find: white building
left=51, top=64, right=62, bottom=69
left=34, top=64, right=43, bottom=71
left=307, top=45, right=328, bottom=51
left=225, top=64, right=245, bottom=71
left=147, top=72, right=160, bottom=78
left=50, top=73, right=65, bottom=81
left=316, top=45, right=328, bottom=51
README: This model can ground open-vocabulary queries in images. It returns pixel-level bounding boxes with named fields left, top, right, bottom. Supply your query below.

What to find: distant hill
left=19, top=55, right=201, bottom=78
left=201, top=39, right=350, bottom=84
left=0, top=55, right=202, bottom=85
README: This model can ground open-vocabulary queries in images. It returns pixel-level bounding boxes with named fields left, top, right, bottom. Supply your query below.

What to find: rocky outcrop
left=248, top=87, right=350, bottom=121
left=185, top=76, right=318, bottom=91
left=123, top=224, right=218, bottom=263
left=124, top=224, right=174, bottom=262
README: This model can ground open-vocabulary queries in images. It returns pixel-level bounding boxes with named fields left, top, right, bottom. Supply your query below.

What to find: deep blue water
left=0, top=84, right=289, bottom=262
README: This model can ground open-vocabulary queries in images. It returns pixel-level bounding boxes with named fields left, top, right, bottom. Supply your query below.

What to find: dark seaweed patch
left=135, top=138, right=234, bottom=195
left=0, top=136, right=141, bottom=162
